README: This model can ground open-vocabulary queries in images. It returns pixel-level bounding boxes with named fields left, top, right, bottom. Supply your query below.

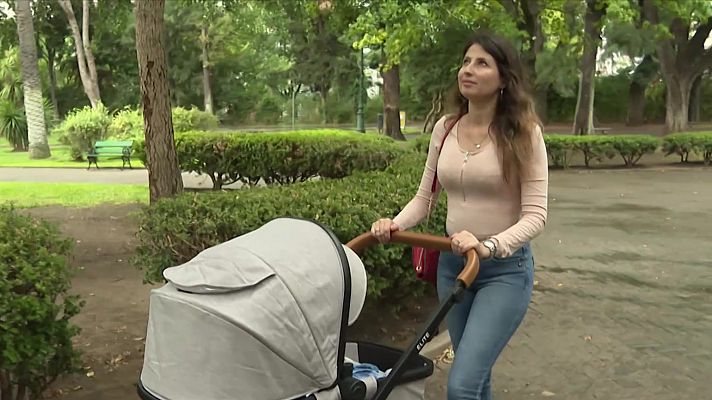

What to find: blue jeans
left=437, top=244, right=534, bottom=400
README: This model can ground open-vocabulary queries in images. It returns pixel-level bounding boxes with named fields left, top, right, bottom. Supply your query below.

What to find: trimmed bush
left=662, top=132, right=712, bottom=164
left=543, top=135, right=577, bottom=168
left=544, top=134, right=660, bottom=168
left=607, top=135, right=660, bottom=167
left=53, top=104, right=111, bottom=160
left=134, top=130, right=405, bottom=189
left=0, top=206, right=83, bottom=400
left=131, top=153, right=442, bottom=302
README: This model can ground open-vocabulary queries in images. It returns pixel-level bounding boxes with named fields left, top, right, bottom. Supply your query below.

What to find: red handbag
left=411, top=115, right=461, bottom=285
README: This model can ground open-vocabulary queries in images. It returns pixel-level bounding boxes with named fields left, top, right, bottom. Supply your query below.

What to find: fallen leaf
left=542, top=390, right=556, bottom=396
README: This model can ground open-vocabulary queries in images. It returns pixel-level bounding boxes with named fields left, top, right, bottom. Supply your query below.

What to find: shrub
left=131, top=153, right=442, bottom=302
left=0, top=100, right=27, bottom=152
left=573, top=135, right=616, bottom=167
left=0, top=206, right=83, bottom=400
left=53, top=104, right=111, bottom=160
left=172, top=106, right=219, bottom=132
left=662, top=132, right=712, bottom=163
left=543, top=135, right=577, bottom=168
left=108, top=108, right=143, bottom=140
left=700, top=133, right=712, bottom=165
left=608, top=135, right=660, bottom=167
left=133, top=130, right=405, bottom=189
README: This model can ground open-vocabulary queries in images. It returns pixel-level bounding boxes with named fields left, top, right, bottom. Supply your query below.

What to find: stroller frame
left=136, top=220, right=479, bottom=400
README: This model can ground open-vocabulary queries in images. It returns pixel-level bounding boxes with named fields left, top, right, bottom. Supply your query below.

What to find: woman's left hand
left=450, top=230, right=480, bottom=255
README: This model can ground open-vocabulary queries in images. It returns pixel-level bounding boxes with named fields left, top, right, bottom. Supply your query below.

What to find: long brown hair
left=445, top=30, right=541, bottom=183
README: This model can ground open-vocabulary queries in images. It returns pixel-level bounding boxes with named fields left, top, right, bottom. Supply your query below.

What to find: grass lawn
left=0, top=137, right=143, bottom=169
left=0, top=182, right=149, bottom=208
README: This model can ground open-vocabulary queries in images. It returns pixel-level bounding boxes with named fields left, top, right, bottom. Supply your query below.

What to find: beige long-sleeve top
left=393, top=116, right=549, bottom=258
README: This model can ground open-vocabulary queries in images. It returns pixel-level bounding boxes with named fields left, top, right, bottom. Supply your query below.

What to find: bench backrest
left=94, top=140, right=134, bottom=148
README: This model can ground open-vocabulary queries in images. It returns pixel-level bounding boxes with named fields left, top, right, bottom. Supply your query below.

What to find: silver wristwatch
left=482, top=239, right=497, bottom=259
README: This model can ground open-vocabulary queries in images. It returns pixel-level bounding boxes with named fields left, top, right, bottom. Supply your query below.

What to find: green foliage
left=131, top=152, right=440, bottom=302
left=608, top=135, right=660, bottom=167
left=0, top=100, right=28, bottom=151
left=543, top=134, right=577, bottom=168
left=662, top=132, right=712, bottom=164
left=0, top=206, right=83, bottom=399
left=544, top=134, right=660, bottom=168
left=171, top=107, right=220, bottom=133
left=53, top=104, right=111, bottom=160
left=133, top=130, right=405, bottom=189
left=108, top=108, right=143, bottom=140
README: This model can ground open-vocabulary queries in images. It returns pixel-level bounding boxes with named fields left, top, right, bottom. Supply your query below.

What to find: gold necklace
left=458, top=122, right=491, bottom=152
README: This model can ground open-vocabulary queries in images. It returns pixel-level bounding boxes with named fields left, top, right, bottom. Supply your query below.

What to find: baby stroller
left=136, top=217, right=479, bottom=400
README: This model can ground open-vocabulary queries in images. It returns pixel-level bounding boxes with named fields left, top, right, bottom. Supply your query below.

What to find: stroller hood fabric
left=140, top=218, right=367, bottom=400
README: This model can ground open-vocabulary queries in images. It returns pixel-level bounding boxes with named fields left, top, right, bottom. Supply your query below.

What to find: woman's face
left=457, top=44, right=504, bottom=101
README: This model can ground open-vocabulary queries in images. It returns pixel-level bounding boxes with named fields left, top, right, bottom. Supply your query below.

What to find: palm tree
left=15, top=0, right=51, bottom=159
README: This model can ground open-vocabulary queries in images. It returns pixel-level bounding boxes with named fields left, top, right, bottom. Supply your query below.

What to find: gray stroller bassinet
left=136, top=217, right=452, bottom=400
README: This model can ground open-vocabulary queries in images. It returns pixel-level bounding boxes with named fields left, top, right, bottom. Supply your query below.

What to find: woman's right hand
left=370, top=218, right=401, bottom=244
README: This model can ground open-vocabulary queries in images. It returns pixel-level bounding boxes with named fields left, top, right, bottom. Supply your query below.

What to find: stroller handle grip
left=346, top=231, right=480, bottom=287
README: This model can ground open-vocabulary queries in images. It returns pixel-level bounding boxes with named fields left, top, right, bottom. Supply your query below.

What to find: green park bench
left=87, top=140, right=134, bottom=170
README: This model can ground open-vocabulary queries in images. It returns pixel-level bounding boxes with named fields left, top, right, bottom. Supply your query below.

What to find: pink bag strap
left=431, top=114, right=463, bottom=192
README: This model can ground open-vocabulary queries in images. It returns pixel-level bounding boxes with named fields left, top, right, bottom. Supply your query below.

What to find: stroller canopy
left=140, top=218, right=367, bottom=400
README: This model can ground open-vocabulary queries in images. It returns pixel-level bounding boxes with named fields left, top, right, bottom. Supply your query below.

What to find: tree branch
left=641, top=0, right=676, bottom=77
left=497, top=0, right=519, bottom=18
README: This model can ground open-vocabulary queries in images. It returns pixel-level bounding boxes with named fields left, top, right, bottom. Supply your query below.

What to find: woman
left=371, top=31, right=548, bottom=400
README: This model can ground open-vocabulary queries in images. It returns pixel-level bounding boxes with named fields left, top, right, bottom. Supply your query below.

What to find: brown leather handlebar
left=346, top=231, right=480, bottom=288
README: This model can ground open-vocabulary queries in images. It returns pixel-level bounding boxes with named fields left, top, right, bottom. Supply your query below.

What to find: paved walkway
left=424, top=168, right=712, bottom=399
left=0, top=167, right=243, bottom=189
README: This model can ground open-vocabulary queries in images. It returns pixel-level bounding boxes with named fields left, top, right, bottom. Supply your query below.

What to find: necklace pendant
left=476, top=144, right=481, bottom=149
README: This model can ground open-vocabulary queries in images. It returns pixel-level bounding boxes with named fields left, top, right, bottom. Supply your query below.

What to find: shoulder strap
left=430, top=114, right=462, bottom=192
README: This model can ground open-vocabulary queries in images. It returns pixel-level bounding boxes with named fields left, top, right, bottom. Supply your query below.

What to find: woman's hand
left=450, top=230, right=490, bottom=258
left=370, top=218, right=401, bottom=244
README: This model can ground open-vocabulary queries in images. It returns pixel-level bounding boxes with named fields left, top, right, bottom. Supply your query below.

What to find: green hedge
left=0, top=206, right=83, bottom=399
left=132, top=152, right=443, bottom=302
left=134, top=130, right=406, bottom=189
left=662, top=132, right=712, bottom=164
left=544, top=134, right=660, bottom=168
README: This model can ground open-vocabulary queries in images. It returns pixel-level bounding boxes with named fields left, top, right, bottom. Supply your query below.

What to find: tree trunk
left=422, top=90, right=443, bottom=134
left=15, top=0, right=51, bottom=159
left=573, top=0, right=606, bottom=135
left=534, top=85, right=548, bottom=124
left=47, top=48, right=60, bottom=120
left=58, top=0, right=101, bottom=107
left=627, top=80, right=646, bottom=126
left=201, top=23, right=213, bottom=114
left=381, top=64, right=404, bottom=140
left=689, top=75, right=701, bottom=122
left=665, top=75, right=692, bottom=133
left=135, top=0, right=183, bottom=203
left=626, top=55, right=657, bottom=126
left=319, top=89, right=327, bottom=124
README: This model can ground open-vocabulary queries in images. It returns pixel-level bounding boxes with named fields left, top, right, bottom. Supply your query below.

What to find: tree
left=641, top=0, right=712, bottom=132
left=15, top=0, right=50, bottom=159
left=573, top=0, right=607, bottom=135
left=135, top=0, right=183, bottom=203
left=59, top=0, right=102, bottom=108
left=499, top=0, right=550, bottom=121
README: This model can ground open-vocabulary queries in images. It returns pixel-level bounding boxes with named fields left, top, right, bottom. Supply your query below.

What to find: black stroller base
left=137, top=341, right=433, bottom=400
